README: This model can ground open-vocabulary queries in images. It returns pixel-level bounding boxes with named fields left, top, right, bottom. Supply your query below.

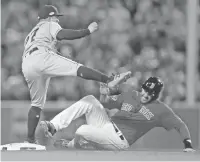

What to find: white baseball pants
left=50, top=95, right=129, bottom=150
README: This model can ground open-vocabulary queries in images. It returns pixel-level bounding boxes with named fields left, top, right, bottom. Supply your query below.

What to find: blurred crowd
left=1, top=0, right=200, bottom=104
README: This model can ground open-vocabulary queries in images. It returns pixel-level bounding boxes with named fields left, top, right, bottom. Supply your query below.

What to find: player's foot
left=107, top=71, right=132, bottom=88
left=24, top=138, right=39, bottom=144
left=53, top=139, right=70, bottom=149
left=40, top=121, right=56, bottom=138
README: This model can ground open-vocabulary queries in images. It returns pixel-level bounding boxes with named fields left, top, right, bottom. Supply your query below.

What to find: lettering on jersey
left=121, top=103, right=133, bottom=112
left=139, top=106, right=154, bottom=120
left=25, top=27, right=39, bottom=46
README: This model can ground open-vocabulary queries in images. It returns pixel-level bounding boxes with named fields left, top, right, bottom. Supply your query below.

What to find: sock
left=27, top=106, right=42, bottom=140
left=77, top=66, right=112, bottom=83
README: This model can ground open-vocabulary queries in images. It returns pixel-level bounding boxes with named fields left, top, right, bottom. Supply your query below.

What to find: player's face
left=140, top=88, right=152, bottom=104
left=50, top=16, right=59, bottom=23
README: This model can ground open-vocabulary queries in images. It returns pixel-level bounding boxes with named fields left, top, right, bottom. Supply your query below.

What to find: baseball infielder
left=22, top=5, right=131, bottom=143
left=40, top=77, right=195, bottom=152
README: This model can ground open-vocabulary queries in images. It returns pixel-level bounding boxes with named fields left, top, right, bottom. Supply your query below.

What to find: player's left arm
left=99, top=83, right=113, bottom=103
left=99, top=83, right=121, bottom=105
left=160, top=108, right=195, bottom=152
left=105, top=108, right=119, bottom=118
left=108, top=83, right=135, bottom=96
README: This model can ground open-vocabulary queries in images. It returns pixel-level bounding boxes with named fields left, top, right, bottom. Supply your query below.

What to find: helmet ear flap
left=151, top=93, right=158, bottom=101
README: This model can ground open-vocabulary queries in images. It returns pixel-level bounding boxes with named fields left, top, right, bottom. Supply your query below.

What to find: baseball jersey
left=23, top=20, right=62, bottom=56
left=110, top=89, right=190, bottom=146
left=103, top=85, right=140, bottom=111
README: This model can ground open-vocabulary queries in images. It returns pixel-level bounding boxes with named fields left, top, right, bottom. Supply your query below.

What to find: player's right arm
left=56, top=22, right=98, bottom=41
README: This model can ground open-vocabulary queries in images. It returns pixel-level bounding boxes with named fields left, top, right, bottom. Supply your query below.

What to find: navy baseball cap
left=38, top=5, right=63, bottom=20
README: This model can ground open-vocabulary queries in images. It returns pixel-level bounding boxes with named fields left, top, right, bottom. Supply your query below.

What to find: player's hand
left=88, top=22, right=98, bottom=33
left=100, top=83, right=110, bottom=95
left=183, top=148, right=195, bottom=152
left=106, top=108, right=119, bottom=117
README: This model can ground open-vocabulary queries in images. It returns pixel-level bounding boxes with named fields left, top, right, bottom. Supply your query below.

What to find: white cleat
left=107, top=71, right=132, bottom=88
left=54, top=139, right=70, bottom=149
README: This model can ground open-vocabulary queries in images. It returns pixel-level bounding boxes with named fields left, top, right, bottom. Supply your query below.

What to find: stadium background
left=1, top=0, right=200, bottom=150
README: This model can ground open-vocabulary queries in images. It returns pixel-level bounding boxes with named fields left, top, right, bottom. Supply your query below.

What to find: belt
left=29, top=47, right=39, bottom=55
left=112, top=122, right=124, bottom=140
left=24, top=47, right=39, bottom=58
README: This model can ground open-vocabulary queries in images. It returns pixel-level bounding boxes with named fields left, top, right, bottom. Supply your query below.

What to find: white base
left=0, top=143, right=46, bottom=151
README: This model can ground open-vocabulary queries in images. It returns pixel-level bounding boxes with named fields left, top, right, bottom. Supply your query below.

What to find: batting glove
left=88, top=22, right=98, bottom=33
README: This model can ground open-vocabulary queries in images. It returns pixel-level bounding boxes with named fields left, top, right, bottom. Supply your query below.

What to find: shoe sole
left=24, top=141, right=39, bottom=145
left=40, top=121, right=53, bottom=138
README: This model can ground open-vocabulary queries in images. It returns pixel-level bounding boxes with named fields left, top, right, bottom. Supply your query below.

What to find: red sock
left=77, top=66, right=112, bottom=83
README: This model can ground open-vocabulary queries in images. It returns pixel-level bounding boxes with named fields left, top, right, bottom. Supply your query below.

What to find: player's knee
left=82, top=95, right=96, bottom=100
left=75, top=125, right=89, bottom=137
left=81, top=95, right=102, bottom=111
left=82, top=95, right=98, bottom=104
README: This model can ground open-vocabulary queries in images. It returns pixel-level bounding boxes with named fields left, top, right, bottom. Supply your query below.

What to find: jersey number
left=25, top=28, right=39, bottom=45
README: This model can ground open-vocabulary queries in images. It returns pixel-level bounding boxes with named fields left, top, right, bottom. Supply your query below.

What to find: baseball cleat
left=53, top=139, right=70, bottom=149
left=40, top=121, right=56, bottom=138
left=24, top=139, right=39, bottom=145
left=108, top=71, right=132, bottom=88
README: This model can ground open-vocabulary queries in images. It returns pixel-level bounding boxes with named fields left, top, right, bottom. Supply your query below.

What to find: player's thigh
left=75, top=125, right=118, bottom=150
left=43, top=52, right=83, bottom=77
left=26, top=75, right=50, bottom=109
left=81, top=95, right=111, bottom=126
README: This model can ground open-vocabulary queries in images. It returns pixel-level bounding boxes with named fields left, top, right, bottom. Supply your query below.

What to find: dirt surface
left=1, top=149, right=200, bottom=161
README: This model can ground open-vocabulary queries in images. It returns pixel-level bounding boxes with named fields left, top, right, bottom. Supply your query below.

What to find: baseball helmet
left=38, top=5, right=63, bottom=20
left=141, top=77, right=164, bottom=101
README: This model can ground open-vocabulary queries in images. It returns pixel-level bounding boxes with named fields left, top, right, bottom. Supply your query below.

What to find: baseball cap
left=38, top=5, right=63, bottom=20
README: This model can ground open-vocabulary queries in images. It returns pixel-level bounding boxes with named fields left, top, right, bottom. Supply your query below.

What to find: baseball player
left=40, top=77, right=195, bottom=152
left=22, top=4, right=131, bottom=144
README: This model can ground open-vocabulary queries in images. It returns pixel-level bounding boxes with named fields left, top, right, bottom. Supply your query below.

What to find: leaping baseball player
left=22, top=5, right=131, bottom=144
left=40, top=76, right=195, bottom=152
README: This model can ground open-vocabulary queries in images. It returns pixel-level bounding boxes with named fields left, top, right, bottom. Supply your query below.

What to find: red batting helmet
left=142, top=77, right=164, bottom=101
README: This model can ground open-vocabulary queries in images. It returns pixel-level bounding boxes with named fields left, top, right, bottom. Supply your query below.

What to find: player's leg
left=22, top=65, right=50, bottom=143
left=74, top=122, right=130, bottom=150
left=41, top=95, right=129, bottom=150
left=40, top=95, right=109, bottom=137
left=53, top=137, right=97, bottom=150
left=75, top=125, right=120, bottom=150
left=55, top=124, right=129, bottom=150
left=41, top=94, right=129, bottom=150
left=26, top=76, right=50, bottom=143
left=40, top=95, right=98, bottom=137
left=22, top=50, right=52, bottom=143
left=42, top=51, right=131, bottom=87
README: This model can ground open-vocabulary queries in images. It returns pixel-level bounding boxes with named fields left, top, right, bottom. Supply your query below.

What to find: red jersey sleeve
left=160, top=107, right=191, bottom=141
